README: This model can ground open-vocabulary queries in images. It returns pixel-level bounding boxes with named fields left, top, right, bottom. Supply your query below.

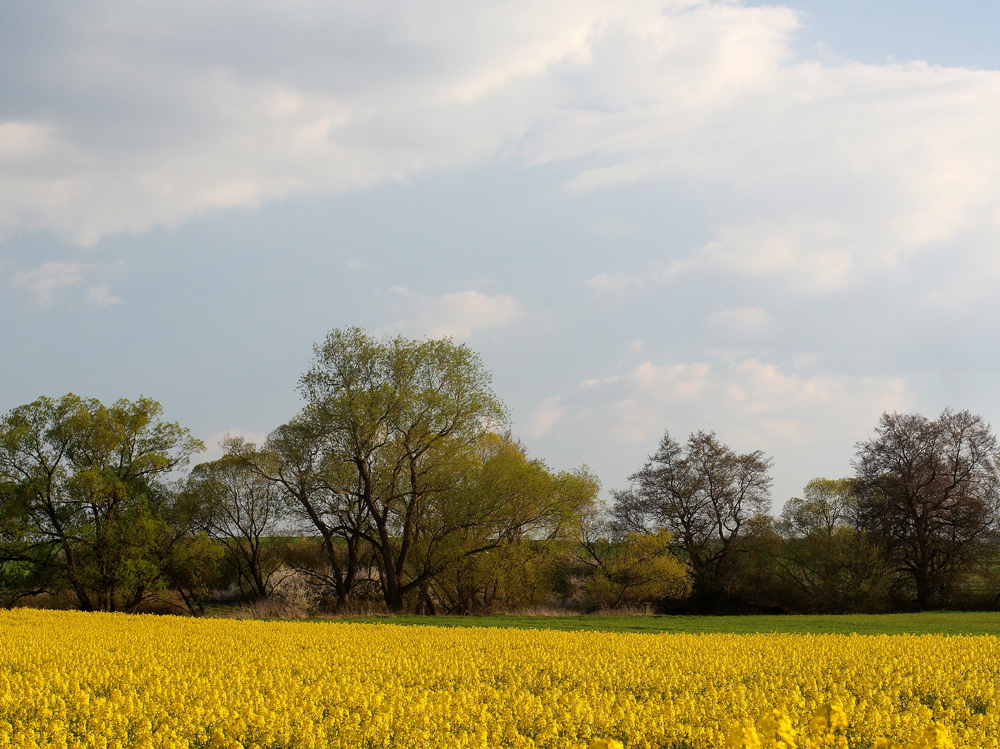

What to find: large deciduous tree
left=222, top=329, right=600, bottom=614
left=611, top=430, right=772, bottom=610
left=423, top=436, right=600, bottom=613
left=298, top=328, right=509, bottom=611
left=0, top=394, right=203, bottom=611
left=577, top=528, right=691, bottom=610
left=852, top=409, right=1000, bottom=610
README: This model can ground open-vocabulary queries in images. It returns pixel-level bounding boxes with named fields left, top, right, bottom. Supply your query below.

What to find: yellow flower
left=0, top=609, right=994, bottom=749
left=589, top=740, right=625, bottom=749
left=728, top=724, right=763, bottom=749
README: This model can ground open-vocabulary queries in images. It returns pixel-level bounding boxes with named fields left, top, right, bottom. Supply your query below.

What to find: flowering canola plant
left=0, top=609, right=997, bottom=748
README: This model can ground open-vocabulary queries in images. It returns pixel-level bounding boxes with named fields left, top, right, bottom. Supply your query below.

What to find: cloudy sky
left=3, top=0, right=1000, bottom=509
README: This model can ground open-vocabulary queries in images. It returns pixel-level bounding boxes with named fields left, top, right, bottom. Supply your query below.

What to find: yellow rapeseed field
left=0, top=609, right=995, bottom=749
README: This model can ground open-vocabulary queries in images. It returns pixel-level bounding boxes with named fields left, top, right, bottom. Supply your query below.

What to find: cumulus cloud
left=585, top=356, right=910, bottom=446
left=377, top=287, right=523, bottom=339
left=0, top=0, right=998, bottom=303
left=9, top=259, right=123, bottom=308
left=517, top=352, right=911, bottom=504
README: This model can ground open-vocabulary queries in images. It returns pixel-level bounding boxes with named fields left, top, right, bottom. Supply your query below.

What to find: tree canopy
left=0, top=394, right=203, bottom=611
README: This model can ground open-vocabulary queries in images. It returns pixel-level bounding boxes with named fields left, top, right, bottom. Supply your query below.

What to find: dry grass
left=590, top=603, right=657, bottom=617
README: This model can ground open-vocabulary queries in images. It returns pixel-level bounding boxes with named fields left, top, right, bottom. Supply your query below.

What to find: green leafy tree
left=777, top=478, right=892, bottom=613
left=423, top=436, right=600, bottom=613
left=578, top=528, right=691, bottom=610
left=298, top=328, right=510, bottom=611
left=0, top=394, right=203, bottom=611
left=225, top=416, right=371, bottom=609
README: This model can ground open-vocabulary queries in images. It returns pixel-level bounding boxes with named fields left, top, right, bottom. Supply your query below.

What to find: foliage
left=0, top=394, right=203, bottom=611
left=184, top=454, right=285, bottom=601
left=776, top=479, right=893, bottom=614
left=296, top=327, right=510, bottom=611
left=224, top=328, right=602, bottom=614
left=578, top=528, right=692, bottom=609
left=424, top=438, right=600, bottom=613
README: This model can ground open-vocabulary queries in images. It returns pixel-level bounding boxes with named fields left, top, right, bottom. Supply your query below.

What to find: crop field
left=2, top=610, right=997, bottom=748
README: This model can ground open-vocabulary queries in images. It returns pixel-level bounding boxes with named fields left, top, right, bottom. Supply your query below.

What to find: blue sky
left=3, top=0, right=1000, bottom=508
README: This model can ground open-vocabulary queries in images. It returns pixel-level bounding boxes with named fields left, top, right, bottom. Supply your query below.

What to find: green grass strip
left=323, top=611, right=1000, bottom=636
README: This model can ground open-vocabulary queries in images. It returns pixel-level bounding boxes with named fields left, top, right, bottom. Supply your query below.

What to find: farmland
left=2, top=609, right=996, bottom=748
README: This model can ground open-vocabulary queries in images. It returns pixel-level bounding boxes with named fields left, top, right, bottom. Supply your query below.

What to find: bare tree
left=611, top=430, right=772, bottom=610
left=852, top=409, right=1000, bottom=610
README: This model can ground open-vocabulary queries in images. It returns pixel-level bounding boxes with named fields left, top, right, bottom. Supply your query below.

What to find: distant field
left=333, top=610, right=1000, bottom=636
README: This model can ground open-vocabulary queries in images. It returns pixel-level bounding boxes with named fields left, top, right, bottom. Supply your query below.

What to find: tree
left=852, top=409, right=1000, bottom=610
left=779, top=479, right=856, bottom=538
left=295, top=328, right=608, bottom=613
left=578, top=527, right=691, bottom=610
left=225, top=418, right=369, bottom=610
left=611, top=430, right=772, bottom=610
left=776, top=478, right=891, bottom=613
left=185, top=453, right=286, bottom=601
left=0, top=394, right=203, bottom=611
left=422, top=436, right=601, bottom=613
left=298, top=328, right=510, bottom=611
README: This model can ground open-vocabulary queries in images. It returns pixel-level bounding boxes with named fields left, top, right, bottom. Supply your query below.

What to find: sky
left=3, top=0, right=1000, bottom=510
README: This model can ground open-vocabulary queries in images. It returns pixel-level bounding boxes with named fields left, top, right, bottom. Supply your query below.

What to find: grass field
left=331, top=610, right=1000, bottom=636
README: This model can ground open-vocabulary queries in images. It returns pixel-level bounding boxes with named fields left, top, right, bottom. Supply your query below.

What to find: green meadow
left=336, top=611, right=1000, bottom=636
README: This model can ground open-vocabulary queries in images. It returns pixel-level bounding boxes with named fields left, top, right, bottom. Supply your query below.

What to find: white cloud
left=0, top=0, right=621, bottom=244
left=11, top=261, right=85, bottom=307
left=85, top=284, right=123, bottom=307
left=525, top=397, right=566, bottom=436
left=660, top=222, right=858, bottom=290
left=581, top=375, right=621, bottom=389
left=378, top=287, right=523, bottom=339
left=586, top=272, right=637, bottom=291
left=518, top=352, right=911, bottom=505
left=589, top=356, right=910, bottom=446
left=706, top=306, right=772, bottom=337
left=9, top=260, right=124, bottom=308
left=0, top=0, right=997, bottom=301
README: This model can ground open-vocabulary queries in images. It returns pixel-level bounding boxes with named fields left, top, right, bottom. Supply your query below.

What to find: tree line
left=612, top=409, right=1000, bottom=613
left=2, top=328, right=998, bottom=615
